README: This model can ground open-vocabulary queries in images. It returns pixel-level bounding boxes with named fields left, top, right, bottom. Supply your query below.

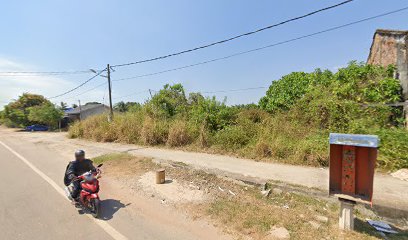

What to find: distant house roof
left=63, top=107, right=74, bottom=112
left=65, top=104, right=108, bottom=115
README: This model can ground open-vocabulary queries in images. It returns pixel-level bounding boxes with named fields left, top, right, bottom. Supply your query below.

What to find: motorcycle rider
left=64, top=150, right=96, bottom=201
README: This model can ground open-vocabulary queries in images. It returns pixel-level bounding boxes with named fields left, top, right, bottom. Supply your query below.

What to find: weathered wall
left=367, top=29, right=408, bottom=100
left=81, top=105, right=109, bottom=120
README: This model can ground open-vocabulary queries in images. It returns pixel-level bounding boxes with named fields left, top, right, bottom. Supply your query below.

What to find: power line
left=0, top=70, right=96, bottom=76
left=201, top=87, right=268, bottom=94
left=49, top=68, right=107, bottom=99
left=111, top=0, right=354, bottom=68
left=77, top=82, right=107, bottom=97
left=43, top=5, right=408, bottom=103
left=60, top=81, right=107, bottom=101
left=113, top=6, right=408, bottom=83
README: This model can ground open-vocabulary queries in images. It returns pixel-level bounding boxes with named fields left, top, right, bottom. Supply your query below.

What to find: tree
left=128, top=102, right=142, bottom=112
left=59, top=102, right=68, bottom=110
left=189, top=96, right=237, bottom=132
left=188, top=92, right=205, bottom=105
left=2, top=93, right=49, bottom=127
left=85, top=102, right=101, bottom=105
left=114, top=101, right=127, bottom=112
left=72, top=104, right=78, bottom=108
left=28, top=103, right=63, bottom=129
left=148, top=83, right=187, bottom=118
left=114, top=101, right=141, bottom=112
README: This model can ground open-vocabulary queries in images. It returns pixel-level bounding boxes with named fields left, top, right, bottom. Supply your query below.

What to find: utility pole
left=148, top=89, right=153, bottom=99
left=107, top=64, right=114, bottom=122
left=78, top=100, right=82, bottom=121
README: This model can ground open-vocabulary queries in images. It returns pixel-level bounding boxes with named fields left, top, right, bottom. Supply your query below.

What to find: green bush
left=214, top=125, right=251, bottom=150
left=148, top=83, right=187, bottom=118
left=375, top=128, right=408, bottom=170
left=188, top=95, right=238, bottom=132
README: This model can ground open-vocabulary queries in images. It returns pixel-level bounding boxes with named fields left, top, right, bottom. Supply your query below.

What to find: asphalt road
left=0, top=141, right=114, bottom=240
left=0, top=132, right=229, bottom=240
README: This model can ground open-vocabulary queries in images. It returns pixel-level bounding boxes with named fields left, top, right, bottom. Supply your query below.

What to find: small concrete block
left=339, top=200, right=355, bottom=230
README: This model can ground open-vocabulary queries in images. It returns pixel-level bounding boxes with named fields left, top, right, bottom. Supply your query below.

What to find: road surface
left=0, top=131, right=230, bottom=240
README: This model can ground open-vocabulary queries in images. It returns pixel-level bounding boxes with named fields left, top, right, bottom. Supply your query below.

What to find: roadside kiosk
left=329, top=133, right=379, bottom=230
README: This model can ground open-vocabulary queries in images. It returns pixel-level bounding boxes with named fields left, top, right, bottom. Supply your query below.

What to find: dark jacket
left=64, top=159, right=96, bottom=186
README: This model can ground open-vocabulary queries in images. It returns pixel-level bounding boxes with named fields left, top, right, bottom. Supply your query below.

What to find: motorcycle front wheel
left=90, top=198, right=100, bottom=218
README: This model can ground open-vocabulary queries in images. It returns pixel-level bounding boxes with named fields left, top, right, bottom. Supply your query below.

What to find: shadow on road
left=99, top=199, right=130, bottom=220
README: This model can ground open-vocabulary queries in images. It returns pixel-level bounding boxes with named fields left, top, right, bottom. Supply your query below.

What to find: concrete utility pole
left=107, top=64, right=114, bottom=122
left=78, top=100, right=82, bottom=121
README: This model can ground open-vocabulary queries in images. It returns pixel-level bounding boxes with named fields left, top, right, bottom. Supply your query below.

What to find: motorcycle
left=64, top=164, right=103, bottom=218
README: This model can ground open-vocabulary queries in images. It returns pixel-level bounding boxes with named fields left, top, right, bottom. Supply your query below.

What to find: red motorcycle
left=65, top=164, right=103, bottom=218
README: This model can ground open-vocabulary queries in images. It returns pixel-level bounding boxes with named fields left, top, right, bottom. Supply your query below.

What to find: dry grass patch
left=203, top=184, right=406, bottom=240
left=167, top=120, right=192, bottom=147
left=141, top=117, right=169, bottom=145
left=254, top=140, right=272, bottom=158
left=92, top=152, right=156, bottom=177
left=168, top=168, right=407, bottom=240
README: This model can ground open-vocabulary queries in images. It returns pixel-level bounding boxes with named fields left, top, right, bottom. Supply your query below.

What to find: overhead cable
left=111, top=0, right=355, bottom=68
left=112, top=6, right=408, bottom=82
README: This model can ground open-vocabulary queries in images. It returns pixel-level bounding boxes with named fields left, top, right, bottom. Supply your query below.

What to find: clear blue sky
left=0, top=0, right=407, bottom=108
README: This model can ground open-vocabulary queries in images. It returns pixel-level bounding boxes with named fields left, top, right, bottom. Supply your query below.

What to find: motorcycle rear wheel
left=90, top=198, right=100, bottom=218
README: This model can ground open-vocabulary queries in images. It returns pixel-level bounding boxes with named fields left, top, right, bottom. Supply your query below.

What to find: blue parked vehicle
left=25, top=124, right=49, bottom=132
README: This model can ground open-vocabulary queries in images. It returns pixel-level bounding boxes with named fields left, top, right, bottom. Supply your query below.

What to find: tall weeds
left=68, top=62, right=408, bottom=170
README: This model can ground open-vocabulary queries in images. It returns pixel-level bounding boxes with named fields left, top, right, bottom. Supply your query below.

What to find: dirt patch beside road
left=138, top=171, right=206, bottom=203
left=95, top=153, right=408, bottom=240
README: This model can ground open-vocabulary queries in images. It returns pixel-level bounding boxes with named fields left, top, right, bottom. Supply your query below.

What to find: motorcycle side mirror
left=97, top=163, right=103, bottom=168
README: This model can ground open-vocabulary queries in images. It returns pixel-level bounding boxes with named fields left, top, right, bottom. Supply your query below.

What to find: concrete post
left=339, top=198, right=355, bottom=230
left=156, top=169, right=165, bottom=184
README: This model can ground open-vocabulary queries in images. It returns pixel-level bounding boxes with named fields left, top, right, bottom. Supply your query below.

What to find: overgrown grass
left=68, top=63, right=408, bottom=171
left=69, top=111, right=408, bottom=170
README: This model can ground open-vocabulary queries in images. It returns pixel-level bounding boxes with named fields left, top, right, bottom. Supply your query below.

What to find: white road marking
left=0, top=140, right=128, bottom=240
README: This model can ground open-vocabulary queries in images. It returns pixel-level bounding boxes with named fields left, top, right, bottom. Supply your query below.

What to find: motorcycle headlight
left=84, top=173, right=94, bottom=182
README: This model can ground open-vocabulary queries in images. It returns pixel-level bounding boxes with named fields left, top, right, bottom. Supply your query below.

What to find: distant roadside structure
left=64, top=103, right=109, bottom=123
left=367, top=29, right=408, bottom=126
